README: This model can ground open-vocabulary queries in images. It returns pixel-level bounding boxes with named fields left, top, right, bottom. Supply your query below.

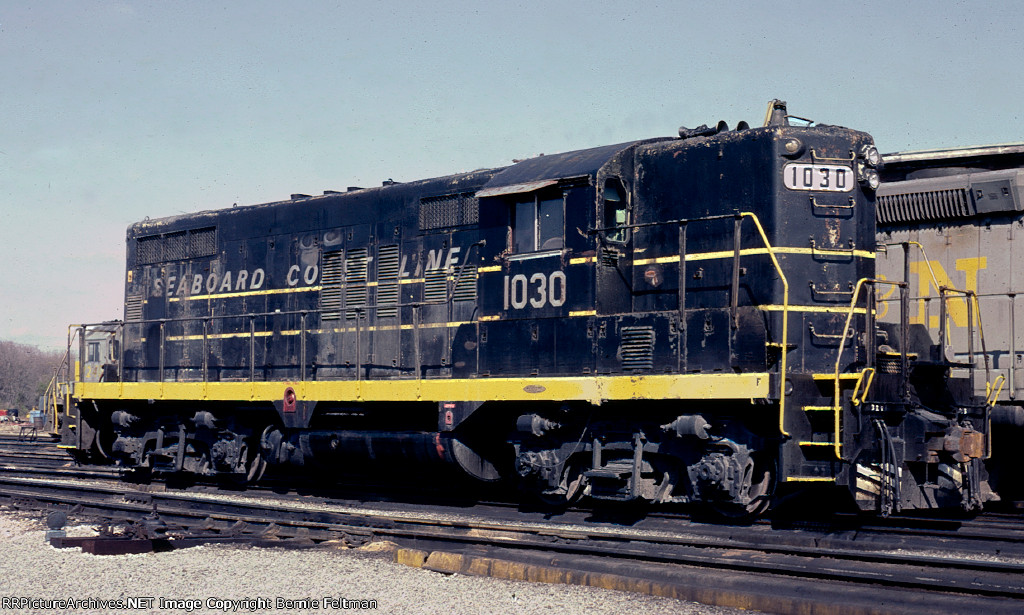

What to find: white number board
left=783, top=163, right=854, bottom=193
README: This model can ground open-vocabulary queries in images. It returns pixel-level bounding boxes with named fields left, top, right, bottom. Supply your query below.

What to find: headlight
left=861, top=144, right=881, bottom=167
left=782, top=138, right=805, bottom=157
left=863, top=168, right=880, bottom=190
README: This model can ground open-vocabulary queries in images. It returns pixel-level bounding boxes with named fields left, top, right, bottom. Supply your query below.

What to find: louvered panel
left=345, top=248, right=368, bottom=320
left=620, top=326, right=655, bottom=371
left=125, top=295, right=144, bottom=321
left=600, top=247, right=620, bottom=267
left=377, top=244, right=400, bottom=318
left=877, top=187, right=971, bottom=224
left=320, top=251, right=343, bottom=321
left=424, top=269, right=448, bottom=302
left=453, top=266, right=477, bottom=302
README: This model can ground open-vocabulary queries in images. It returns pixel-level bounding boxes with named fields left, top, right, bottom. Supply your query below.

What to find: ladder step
left=802, top=406, right=835, bottom=412
left=584, top=462, right=633, bottom=480
left=799, top=441, right=835, bottom=447
left=785, top=476, right=836, bottom=483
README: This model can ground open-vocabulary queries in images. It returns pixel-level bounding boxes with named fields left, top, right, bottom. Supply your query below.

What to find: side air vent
left=377, top=245, right=400, bottom=318
left=345, top=248, right=368, bottom=320
left=620, top=326, right=655, bottom=371
left=424, top=269, right=448, bottom=302
left=125, top=295, right=144, bottom=322
left=600, top=247, right=620, bottom=267
left=320, top=251, right=343, bottom=321
left=453, top=266, right=478, bottom=302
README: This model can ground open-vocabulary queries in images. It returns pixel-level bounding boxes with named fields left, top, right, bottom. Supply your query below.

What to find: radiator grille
left=420, top=193, right=479, bottom=230
left=163, top=232, right=187, bottom=261
left=620, top=326, right=655, bottom=371
left=136, top=235, right=162, bottom=265
left=135, top=227, right=218, bottom=265
left=189, top=227, right=217, bottom=257
left=877, top=187, right=971, bottom=224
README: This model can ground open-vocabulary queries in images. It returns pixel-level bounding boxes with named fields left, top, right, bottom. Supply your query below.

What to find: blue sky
left=2, top=1, right=1022, bottom=349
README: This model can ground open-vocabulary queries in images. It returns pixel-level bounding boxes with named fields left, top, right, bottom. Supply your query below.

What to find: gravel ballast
left=0, top=512, right=747, bottom=615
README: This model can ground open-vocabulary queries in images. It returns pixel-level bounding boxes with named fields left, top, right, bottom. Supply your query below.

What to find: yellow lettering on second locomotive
left=908, top=257, right=987, bottom=329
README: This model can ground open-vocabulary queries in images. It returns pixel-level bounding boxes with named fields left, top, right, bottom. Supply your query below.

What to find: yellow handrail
left=738, top=212, right=791, bottom=437
left=41, top=326, right=82, bottom=435
left=832, top=278, right=904, bottom=459
left=986, top=375, right=1006, bottom=407
left=851, top=367, right=876, bottom=406
left=879, top=240, right=996, bottom=395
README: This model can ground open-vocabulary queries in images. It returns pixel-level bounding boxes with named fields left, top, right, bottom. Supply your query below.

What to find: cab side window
left=513, top=193, right=564, bottom=252
left=603, top=178, right=629, bottom=243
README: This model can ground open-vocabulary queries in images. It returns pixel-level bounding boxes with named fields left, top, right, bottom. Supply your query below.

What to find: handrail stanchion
left=866, top=284, right=876, bottom=369
left=414, top=305, right=421, bottom=381
left=249, top=316, right=256, bottom=382
left=356, top=307, right=362, bottom=382
left=731, top=215, right=742, bottom=329
left=202, top=320, right=209, bottom=382
left=677, top=223, right=687, bottom=371
left=834, top=278, right=907, bottom=459
left=78, top=326, right=86, bottom=384
left=300, top=312, right=307, bottom=382
left=738, top=212, right=790, bottom=438
left=158, top=322, right=166, bottom=383
left=120, top=323, right=126, bottom=381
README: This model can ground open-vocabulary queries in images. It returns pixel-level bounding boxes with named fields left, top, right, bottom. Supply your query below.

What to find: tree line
left=0, top=340, right=64, bottom=411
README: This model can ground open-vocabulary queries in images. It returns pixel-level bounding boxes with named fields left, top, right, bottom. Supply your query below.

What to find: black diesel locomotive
left=58, top=101, right=991, bottom=516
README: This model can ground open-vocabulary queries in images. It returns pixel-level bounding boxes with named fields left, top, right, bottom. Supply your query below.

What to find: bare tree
left=0, top=341, right=64, bottom=411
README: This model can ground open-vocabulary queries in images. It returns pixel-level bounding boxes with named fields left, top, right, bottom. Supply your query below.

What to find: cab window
left=513, top=194, right=564, bottom=252
left=87, top=341, right=101, bottom=363
left=603, top=178, right=629, bottom=243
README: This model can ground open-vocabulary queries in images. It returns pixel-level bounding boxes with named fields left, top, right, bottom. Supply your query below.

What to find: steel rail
left=0, top=475, right=1022, bottom=609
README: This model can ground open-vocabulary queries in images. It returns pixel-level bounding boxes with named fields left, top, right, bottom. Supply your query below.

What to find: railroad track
left=4, top=444, right=1023, bottom=553
left=0, top=432, right=115, bottom=477
left=0, top=432, right=59, bottom=444
left=0, top=471, right=1021, bottom=614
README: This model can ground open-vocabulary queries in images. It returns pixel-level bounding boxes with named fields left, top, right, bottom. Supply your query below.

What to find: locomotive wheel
left=246, top=450, right=267, bottom=483
left=241, top=442, right=267, bottom=484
